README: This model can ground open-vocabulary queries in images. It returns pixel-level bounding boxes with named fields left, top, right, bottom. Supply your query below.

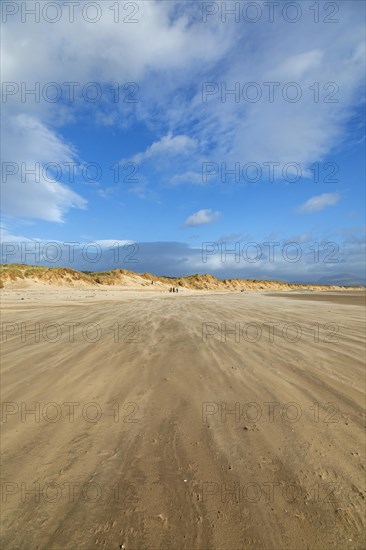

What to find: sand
left=1, top=287, right=365, bottom=549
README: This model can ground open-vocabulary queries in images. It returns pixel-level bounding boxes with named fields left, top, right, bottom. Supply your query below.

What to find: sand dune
left=1, top=263, right=363, bottom=292
left=1, top=285, right=365, bottom=549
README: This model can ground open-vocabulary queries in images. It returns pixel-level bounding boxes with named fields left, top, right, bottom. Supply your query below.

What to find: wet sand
left=267, top=291, right=366, bottom=307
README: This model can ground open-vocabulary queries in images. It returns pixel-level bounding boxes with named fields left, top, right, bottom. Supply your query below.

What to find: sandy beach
left=1, top=287, right=365, bottom=549
left=2, top=0, right=365, bottom=547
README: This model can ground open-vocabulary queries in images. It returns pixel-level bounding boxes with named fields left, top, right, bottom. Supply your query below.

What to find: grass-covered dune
left=0, top=264, right=363, bottom=291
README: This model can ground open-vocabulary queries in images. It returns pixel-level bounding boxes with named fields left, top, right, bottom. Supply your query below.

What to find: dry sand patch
left=1, top=289, right=365, bottom=549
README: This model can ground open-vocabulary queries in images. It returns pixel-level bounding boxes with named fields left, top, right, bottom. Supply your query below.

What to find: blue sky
left=1, top=0, right=365, bottom=284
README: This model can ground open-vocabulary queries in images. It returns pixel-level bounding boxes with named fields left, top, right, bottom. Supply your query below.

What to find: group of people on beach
left=169, top=287, right=180, bottom=293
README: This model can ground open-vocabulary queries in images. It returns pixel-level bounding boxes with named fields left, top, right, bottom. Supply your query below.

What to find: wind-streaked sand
left=1, top=287, right=365, bottom=549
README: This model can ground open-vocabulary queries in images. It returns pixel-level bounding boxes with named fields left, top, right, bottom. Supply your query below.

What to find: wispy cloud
left=130, top=133, right=197, bottom=164
left=1, top=114, right=86, bottom=222
left=298, top=193, right=341, bottom=213
left=170, top=171, right=204, bottom=186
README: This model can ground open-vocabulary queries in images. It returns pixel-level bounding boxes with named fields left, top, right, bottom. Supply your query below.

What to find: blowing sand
left=1, top=287, right=365, bottom=549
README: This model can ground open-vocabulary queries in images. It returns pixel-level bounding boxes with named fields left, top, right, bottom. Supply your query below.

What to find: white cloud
left=299, top=193, right=340, bottom=213
left=1, top=0, right=365, bottom=217
left=175, top=4, right=365, bottom=174
left=3, top=1, right=363, bottom=171
left=130, top=133, right=197, bottom=164
left=273, top=50, right=324, bottom=79
left=94, top=240, right=134, bottom=248
left=184, top=209, right=221, bottom=227
left=1, top=2, right=231, bottom=122
left=1, top=114, right=86, bottom=221
left=1, top=1, right=231, bottom=217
